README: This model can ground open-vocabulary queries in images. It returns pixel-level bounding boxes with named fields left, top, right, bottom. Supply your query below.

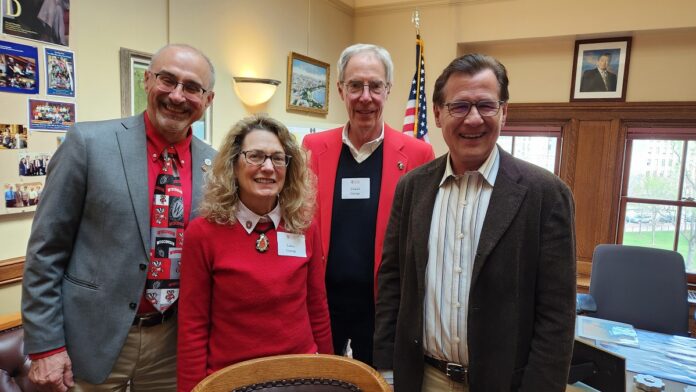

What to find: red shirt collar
left=144, top=112, right=192, bottom=160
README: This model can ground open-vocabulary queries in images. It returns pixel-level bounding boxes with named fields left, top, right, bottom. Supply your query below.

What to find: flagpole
left=402, top=9, right=429, bottom=143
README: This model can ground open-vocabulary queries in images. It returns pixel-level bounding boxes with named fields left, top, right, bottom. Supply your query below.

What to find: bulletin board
left=1, top=38, right=75, bottom=216
left=1, top=124, right=62, bottom=216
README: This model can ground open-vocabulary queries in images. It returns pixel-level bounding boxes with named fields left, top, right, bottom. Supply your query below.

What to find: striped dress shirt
left=423, top=146, right=500, bottom=365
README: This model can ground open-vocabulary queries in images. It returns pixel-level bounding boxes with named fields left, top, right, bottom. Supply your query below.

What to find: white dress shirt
left=341, top=123, right=384, bottom=163
left=423, top=146, right=500, bottom=365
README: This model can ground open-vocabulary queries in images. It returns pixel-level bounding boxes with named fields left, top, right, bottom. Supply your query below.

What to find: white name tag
left=277, top=232, right=307, bottom=257
left=341, top=178, right=370, bottom=199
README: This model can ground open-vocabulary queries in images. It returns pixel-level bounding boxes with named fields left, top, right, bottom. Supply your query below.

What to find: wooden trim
left=507, top=102, right=696, bottom=122
left=0, top=257, right=25, bottom=287
left=577, top=260, right=591, bottom=293
left=0, top=312, right=21, bottom=331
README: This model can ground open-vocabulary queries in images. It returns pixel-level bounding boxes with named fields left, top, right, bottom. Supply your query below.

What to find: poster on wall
left=0, top=40, right=39, bottom=94
left=0, top=123, right=28, bottom=149
left=44, top=47, right=74, bottom=97
left=28, top=98, right=75, bottom=131
left=2, top=0, right=70, bottom=46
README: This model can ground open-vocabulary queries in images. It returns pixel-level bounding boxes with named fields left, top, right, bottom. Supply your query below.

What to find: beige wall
left=0, top=0, right=352, bottom=314
left=354, top=0, right=696, bottom=156
left=3, top=0, right=696, bottom=313
left=167, top=0, right=352, bottom=146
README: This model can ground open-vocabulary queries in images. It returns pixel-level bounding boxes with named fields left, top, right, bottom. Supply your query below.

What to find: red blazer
left=302, top=124, right=435, bottom=295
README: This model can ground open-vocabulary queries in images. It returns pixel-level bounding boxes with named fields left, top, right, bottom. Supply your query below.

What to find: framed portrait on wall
left=286, top=52, right=330, bottom=115
left=119, top=47, right=151, bottom=117
left=570, top=37, right=632, bottom=102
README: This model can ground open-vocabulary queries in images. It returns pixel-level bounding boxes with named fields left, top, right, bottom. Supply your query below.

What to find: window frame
left=500, top=125, right=563, bottom=175
left=618, top=126, right=696, bottom=281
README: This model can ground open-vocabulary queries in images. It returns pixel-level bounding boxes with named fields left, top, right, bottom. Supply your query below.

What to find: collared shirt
left=235, top=201, right=282, bottom=233
left=423, top=146, right=500, bottom=365
left=145, top=112, right=193, bottom=229
left=341, top=122, right=384, bottom=163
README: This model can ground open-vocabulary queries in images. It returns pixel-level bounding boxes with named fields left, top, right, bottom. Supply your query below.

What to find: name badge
left=341, top=178, right=370, bottom=199
left=277, top=232, right=307, bottom=257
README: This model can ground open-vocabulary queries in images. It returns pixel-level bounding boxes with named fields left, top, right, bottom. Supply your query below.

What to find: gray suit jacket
left=373, top=149, right=576, bottom=392
left=21, top=114, right=216, bottom=383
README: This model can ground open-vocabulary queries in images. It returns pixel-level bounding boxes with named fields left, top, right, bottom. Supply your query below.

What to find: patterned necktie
left=601, top=71, right=610, bottom=91
left=146, top=146, right=185, bottom=313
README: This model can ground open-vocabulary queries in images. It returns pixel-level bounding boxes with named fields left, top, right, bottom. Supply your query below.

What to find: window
left=619, top=128, right=696, bottom=274
left=499, top=126, right=561, bottom=174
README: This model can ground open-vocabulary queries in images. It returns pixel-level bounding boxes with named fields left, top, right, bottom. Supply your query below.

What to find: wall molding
left=354, top=0, right=491, bottom=16
left=325, top=0, right=355, bottom=16
left=0, top=257, right=24, bottom=287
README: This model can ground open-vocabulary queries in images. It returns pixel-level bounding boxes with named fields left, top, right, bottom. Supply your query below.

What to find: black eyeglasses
left=239, top=150, right=291, bottom=167
left=152, top=72, right=208, bottom=99
left=342, top=80, right=390, bottom=96
left=443, top=100, right=505, bottom=118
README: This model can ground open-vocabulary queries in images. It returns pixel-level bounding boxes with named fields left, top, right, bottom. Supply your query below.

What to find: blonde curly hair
left=199, top=114, right=315, bottom=233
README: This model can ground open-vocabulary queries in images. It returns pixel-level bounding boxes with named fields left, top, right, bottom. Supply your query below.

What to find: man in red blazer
left=302, top=43, right=434, bottom=366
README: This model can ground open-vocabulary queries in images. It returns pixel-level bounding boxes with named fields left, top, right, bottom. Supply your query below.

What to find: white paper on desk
left=578, top=316, right=640, bottom=347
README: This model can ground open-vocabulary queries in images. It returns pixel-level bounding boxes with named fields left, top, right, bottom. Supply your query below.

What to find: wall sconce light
left=233, top=77, right=281, bottom=106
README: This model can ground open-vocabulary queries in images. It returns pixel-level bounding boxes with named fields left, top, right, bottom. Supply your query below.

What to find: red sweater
left=177, top=218, right=333, bottom=392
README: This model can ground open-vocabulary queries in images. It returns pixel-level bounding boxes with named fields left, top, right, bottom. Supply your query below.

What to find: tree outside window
left=620, top=130, right=696, bottom=273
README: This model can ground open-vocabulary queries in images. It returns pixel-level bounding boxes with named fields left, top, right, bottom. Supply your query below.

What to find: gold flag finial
left=412, top=10, right=420, bottom=35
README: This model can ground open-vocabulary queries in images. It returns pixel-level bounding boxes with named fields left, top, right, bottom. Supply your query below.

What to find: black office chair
left=578, top=244, right=689, bottom=337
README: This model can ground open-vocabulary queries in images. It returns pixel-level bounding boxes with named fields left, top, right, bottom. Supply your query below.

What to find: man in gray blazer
left=21, top=44, right=216, bottom=391
left=373, top=54, right=576, bottom=391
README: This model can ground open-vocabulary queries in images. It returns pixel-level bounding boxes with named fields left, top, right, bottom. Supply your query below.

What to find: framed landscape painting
left=287, top=52, right=329, bottom=115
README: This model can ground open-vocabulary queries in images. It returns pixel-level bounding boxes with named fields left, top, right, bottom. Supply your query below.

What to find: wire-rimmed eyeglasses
left=342, top=80, right=390, bottom=96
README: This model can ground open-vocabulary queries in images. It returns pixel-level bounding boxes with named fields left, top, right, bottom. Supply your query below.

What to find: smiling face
left=235, top=129, right=287, bottom=215
left=144, top=46, right=214, bottom=143
left=338, top=51, right=389, bottom=139
left=434, top=69, right=507, bottom=175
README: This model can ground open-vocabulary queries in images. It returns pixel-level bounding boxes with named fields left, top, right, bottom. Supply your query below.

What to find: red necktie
left=146, top=146, right=184, bottom=313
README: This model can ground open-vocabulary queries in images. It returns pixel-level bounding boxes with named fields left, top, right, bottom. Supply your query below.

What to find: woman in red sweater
left=177, top=114, right=333, bottom=391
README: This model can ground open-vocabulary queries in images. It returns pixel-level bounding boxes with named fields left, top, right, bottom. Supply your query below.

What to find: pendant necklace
left=254, top=222, right=273, bottom=253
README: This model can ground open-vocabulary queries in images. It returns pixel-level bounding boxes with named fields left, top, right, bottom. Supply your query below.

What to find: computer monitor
left=568, top=339, right=626, bottom=391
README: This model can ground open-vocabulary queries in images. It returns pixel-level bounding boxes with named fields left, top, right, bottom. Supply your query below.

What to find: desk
left=569, top=324, right=696, bottom=391
left=568, top=373, right=688, bottom=392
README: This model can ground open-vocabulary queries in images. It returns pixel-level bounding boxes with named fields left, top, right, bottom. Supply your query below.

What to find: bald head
left=150, top=44, right=216, bottom=90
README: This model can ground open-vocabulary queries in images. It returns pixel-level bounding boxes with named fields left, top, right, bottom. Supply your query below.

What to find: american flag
left=402, top=35, right=429, bottom=142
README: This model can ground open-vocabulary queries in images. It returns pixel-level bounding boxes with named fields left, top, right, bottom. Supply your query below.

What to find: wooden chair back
left=192, top=354, right=391, bottom=392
